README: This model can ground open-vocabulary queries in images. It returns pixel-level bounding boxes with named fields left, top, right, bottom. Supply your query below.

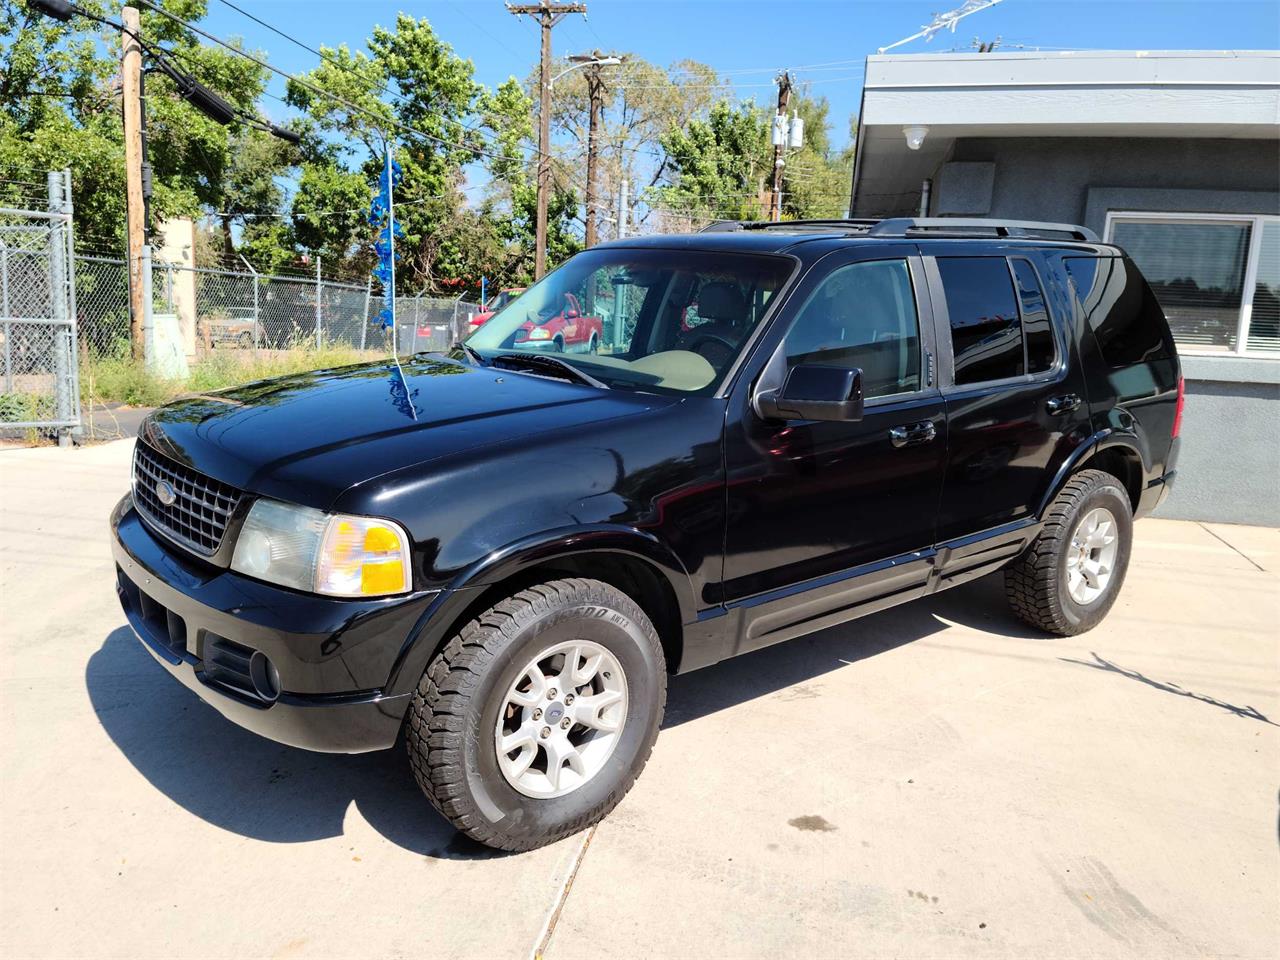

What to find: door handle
left=889, top=420, right=937, bottom=448
left=1046, top=394, right=1081, bottom=415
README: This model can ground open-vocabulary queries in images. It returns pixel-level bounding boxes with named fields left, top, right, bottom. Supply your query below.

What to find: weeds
left=81, top=341, right=380, bottom=407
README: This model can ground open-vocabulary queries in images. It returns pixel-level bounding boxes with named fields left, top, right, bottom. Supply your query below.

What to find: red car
left=466, top=287, right=526, bottom=335
left=514, top=292, right=603, bottom=354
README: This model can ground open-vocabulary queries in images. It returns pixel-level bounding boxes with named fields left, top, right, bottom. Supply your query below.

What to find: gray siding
left=937, top=137, right=1280, bottom=229
left=1156, top=358, right=1280, bottom=527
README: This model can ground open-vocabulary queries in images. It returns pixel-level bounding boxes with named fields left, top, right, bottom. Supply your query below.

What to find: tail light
left=1172, top=376, right=1185, bottom=438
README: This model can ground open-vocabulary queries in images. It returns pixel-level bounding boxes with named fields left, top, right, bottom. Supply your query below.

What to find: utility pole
left=121, top=5, right=146, bottom=360
left=768, top=71, right=793, bottom=222
left=508, top=1, right=587, bottom=278
left=570, top=51, right=620, bottom=247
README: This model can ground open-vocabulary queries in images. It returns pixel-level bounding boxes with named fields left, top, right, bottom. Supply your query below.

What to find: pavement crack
left=1197, top=522, right=1267, bottom=572
left=529, top=824, right=596, bottom=960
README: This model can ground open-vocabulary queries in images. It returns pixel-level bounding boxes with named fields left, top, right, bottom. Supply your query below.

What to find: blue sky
left=202, top=0, right=1280, bottom=151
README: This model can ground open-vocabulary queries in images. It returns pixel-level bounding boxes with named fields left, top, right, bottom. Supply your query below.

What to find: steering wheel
left=681, top=330, right=738, bottom=368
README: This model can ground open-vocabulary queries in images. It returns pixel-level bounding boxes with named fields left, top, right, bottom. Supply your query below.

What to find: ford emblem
left=154, top=479, right=177, bottom=507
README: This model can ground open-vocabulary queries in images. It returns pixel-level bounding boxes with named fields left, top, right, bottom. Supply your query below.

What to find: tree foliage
left=2, top=1, right=858, bottom=297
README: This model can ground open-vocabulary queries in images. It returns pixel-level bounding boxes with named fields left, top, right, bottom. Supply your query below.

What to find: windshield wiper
left=454, top=341, right=487, bottom=366
left=491, top=353, right=610, bottom=390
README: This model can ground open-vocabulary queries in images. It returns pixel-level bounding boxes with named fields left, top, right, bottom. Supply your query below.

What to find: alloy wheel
left=1066, top=506, right=1119, bottom=605
left=494, top=639, right=628, bottom=799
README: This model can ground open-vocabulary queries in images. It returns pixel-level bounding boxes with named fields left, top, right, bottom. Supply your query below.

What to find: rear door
left=924, top=245, right=1092, bottom=544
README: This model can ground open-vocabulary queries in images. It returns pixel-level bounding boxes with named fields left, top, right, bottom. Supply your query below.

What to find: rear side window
left=1011, top=259, right=1055, bottom=374
left=937, top=257, right=1023, bottom=384
left=1064, top=256, right=1173, bottom=367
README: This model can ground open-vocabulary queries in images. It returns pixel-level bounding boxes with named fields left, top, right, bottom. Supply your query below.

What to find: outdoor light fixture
left=903, top=124, right=930, bottom=151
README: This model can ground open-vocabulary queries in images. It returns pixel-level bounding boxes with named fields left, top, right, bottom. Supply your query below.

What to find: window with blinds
left=1106, top=214, right=1280, bottom=356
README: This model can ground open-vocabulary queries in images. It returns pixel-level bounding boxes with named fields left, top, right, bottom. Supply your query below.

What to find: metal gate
left=0, top=171, right=80, bottom=441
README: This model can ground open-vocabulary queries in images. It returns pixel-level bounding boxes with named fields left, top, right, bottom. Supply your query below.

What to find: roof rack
left=699, top=217, right=1098, bottom=242
left=867, top=218, right=1099, bottom=242
left=699, top=219, right=879, bottom=234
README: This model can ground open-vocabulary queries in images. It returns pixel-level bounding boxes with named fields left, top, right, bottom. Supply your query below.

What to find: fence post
left=140, top=243, right=154, bottom=368
left=47, top=171, right=75, bottom=445
left=1, top=240, right=11, bottom=394
left=61, top=170, right=81, bottom=437
left=238, top=253, right=260, bottom=352
left=360, top=276, right=371, bottom=351
left=412, top=295, right=421, bottom=354
left=452, top=294, right=465, bottom=347
left=314, top=256, right=322, bottom=348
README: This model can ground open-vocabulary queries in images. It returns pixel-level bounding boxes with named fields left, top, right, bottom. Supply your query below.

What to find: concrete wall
left=939, top=137, right=1280, bottom=228
left=1158, top=357, right=1280, bottom=527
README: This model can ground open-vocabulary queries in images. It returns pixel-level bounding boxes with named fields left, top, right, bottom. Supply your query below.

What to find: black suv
left=111, top=218, right=1182, bottom=851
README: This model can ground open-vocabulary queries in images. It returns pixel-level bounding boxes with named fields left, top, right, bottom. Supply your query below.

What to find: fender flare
left=383, top=524, right=696, bottom=697
left=1037, top=428, right=1148, bottom=518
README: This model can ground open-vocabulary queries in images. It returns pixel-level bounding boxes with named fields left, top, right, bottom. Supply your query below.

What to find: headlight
left=528, top=327, right=551, bottom=340
left=230, top=498, right=412, bottom=597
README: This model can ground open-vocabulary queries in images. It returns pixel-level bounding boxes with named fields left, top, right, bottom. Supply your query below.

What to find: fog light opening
left=248, top=650, right=281, bottom=703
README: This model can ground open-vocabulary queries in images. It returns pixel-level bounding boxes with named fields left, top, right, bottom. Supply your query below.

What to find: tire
left=1005, top=469, right=1133, bottom=636
left=553, top=335, right=565, bottom=353
left=238, top=332, right=253, bottom=350
left=405, top=577, right=667, bottom=851
left=588, top=334, right=599, bottom=355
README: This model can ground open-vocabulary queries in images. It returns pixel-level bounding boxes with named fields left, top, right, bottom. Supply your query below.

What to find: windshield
left=465, top=248, right=793, bottom=395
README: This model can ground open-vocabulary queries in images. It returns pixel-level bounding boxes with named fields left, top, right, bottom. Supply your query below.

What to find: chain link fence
left=136, top=259, right=476, bottom=357
left=1, top=176, right=80, bottom=440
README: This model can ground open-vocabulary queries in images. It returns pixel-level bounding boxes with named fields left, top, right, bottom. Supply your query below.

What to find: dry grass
left=82, top=342, right=383, bottom=407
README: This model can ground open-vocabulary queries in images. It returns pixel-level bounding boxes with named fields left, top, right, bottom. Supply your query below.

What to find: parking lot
left=1, top=438, right=1276, bottom=960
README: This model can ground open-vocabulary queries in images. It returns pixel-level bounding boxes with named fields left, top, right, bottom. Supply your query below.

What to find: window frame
left=924, top=253, right=1066, bottom=393
left=765, top=253, right=934, bottom=408
left=1103, top=210, right=1279, bottom=359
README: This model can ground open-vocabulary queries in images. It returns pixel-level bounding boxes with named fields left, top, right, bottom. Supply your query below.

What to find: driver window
left=783, top=259, right=921, bottom=400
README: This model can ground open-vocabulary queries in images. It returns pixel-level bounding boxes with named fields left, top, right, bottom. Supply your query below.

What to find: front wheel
left=405, top=578, right=667, bottom=851
left=1005, top=469, right=1133, bottom=635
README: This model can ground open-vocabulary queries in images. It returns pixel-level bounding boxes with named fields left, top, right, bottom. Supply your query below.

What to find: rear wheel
left=1005, top=469, right=1133, bottom=635
left=405, top=578, right=666, bottom=851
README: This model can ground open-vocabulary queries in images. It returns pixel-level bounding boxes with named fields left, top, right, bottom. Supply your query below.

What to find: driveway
left=1, top=439, right=1276, bottom=959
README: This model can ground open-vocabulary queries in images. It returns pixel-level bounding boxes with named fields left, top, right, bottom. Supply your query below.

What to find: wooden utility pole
left=121, top=5, right=146, bottom=359
left=508, top=0, right=587, bottom=278
left=768, top=71, right=793, bottom=222
left=571, top=51, right=615, bottom=248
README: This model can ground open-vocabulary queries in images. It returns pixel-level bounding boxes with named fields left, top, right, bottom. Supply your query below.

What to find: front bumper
left=110, top=494, right=438, bottom=753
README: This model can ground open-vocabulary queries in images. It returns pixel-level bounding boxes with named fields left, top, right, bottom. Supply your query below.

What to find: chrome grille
left=132, top=441, right=242, bottom=556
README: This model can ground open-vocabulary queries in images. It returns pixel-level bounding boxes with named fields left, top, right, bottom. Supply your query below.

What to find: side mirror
left=755, top=364, right=864, bottom=422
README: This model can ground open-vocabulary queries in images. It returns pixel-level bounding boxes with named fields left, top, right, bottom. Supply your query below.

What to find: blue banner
left=369, top=152, right=403, bottom=329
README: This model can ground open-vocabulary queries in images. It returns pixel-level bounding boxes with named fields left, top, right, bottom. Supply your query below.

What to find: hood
left=141, top=356, right=672, bottom=509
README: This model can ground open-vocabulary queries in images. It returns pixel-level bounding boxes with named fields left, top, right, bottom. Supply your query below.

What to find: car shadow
left=664, top=572, right=1045, bottom=726
left=86, top=626, right=500, bottom=860
left=87, top=574, right=1041, bottom=855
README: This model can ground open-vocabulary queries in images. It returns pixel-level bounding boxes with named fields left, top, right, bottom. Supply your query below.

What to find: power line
left=133, top=0, right=526, bottom=166
left=210, top=0, right=528, bottom=155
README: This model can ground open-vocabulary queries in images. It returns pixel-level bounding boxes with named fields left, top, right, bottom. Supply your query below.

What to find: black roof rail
left=698, top=219, right=880, bottom=234
left=867, top=218, right=1099, bottom=242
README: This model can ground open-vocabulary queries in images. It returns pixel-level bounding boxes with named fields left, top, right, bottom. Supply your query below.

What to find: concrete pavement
left=1, top=439, right=1277, bottom=959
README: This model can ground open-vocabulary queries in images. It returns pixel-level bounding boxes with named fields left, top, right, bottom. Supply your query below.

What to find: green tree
left=286, top=14, right=490, bottom=291
left=545, top=55, right=728, bottom=236
left=0, top=0, right=294, bottom=254
left=654, top=100, right=769, bottom=222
